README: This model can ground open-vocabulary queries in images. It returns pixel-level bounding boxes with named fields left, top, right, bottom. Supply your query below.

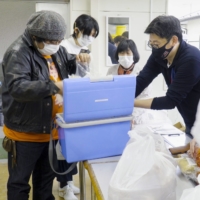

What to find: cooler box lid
left=63, top=75, right=136, bottom=123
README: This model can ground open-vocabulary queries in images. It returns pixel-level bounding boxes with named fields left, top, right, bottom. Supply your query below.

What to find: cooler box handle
left=90, top=75, right=113, bottom=82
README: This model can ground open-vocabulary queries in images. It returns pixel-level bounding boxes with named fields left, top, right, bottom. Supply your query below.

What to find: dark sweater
left=136, top=40, right=200, bottom=131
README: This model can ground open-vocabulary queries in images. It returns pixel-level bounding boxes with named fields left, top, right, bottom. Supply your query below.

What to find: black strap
left=49, top=120, right=77, bottom=175
left=80, top=49, right=90, bottom=54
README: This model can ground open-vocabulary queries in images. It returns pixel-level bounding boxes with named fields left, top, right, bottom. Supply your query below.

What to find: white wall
left=0, top=1, right=70, bottom=61
left=168, top=0, right=200, bottom=19
left=186, top=18, right=200, bottom=49
left=36, top=3, right=70, bottom=38
left=0, top=1, right=35, bottom=61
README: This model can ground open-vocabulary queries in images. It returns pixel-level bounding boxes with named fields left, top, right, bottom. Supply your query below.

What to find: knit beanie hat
left=27, top=10, right=67, bottom=41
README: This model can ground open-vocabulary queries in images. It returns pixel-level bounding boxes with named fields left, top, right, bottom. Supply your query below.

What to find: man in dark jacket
left=134, top=15, right=200, bottom=138
left=2, top=11, right=82, bottom=200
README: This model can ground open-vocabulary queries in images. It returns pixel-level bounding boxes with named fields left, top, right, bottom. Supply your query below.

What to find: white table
left=86, top=158, right=196, bottom=200
left=79, top=133, right=196, bottom=200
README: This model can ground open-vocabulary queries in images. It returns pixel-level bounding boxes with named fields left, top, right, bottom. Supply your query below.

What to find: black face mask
left=152, top=41, right=174, bottom=60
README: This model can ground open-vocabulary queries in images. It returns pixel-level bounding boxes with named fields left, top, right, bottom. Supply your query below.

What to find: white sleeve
left=106, top=66, right=113, bottom=76
left=191, top=100, right=200, bottom=145
left=88, top=53, right=97, bottom=77
left=60, top=39, right=70, bottom=52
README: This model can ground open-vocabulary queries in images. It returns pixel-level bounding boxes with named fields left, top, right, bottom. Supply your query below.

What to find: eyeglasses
left=148, top=39, right=171, bottom=49
left=44, top=40, right=62, bottom=45
left=147, top=41, right=160, bottom=49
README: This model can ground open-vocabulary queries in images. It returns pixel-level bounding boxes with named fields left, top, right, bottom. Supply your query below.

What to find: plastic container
left=56, top=114, right=133, bottom=163
left=63, top=75, right=136, bottom=123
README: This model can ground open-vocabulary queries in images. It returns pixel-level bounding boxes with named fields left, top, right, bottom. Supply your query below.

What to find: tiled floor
left=0, top=160, right=91, bottom=200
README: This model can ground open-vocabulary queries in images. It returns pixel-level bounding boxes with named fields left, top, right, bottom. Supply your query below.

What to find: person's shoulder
left=4, top=34, right=31, bottom=59
left=61, top=38, right=72, bottom=49
left=61, top=37, right=83, bottom=54
left=57, top=46, right=76, bottom=62
left=180, top=41, right=200, bottom=58
left=107, top=64, right=119, bottom=75
left=58, top=45, right=67, bottom=53
left=108, top=42, right=116, bottom=50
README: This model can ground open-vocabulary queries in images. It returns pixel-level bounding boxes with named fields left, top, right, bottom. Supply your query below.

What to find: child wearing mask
left=55, top=14, right=99, bottom=200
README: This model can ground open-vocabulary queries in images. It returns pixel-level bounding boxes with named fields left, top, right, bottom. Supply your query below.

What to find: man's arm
left=150, top=59, right=200, bottom=110
left=134, top=98, right=154, bottom=109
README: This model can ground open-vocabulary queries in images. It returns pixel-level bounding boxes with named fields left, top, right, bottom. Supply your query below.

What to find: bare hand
left=55, top=94, right=63, bottom=107
left=55, top=81, right=63, bottom=94
left=76, top=53, right=91, bottom=63
left=189, top=139, right=196, bottom=158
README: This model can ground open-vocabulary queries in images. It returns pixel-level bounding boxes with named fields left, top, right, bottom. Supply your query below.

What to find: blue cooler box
left=56, top=114, right=133, bottom=163
left=63, top=75, right=136, bottom=123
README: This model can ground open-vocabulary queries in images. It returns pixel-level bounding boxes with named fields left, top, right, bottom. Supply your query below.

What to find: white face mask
left=37, top=42, right=60, bottom=56
left=118, top=56, right=134, bottom=69
left=77, top=34, right=95, bottom=47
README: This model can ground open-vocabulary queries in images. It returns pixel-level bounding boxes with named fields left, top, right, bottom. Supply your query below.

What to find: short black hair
left=114, top=36, right=126, bottom=44
left=72, top=14, right=99, bottom=38
left=115, top=39, right=140, bottom=64
left=144, top=15, right=182, bottom=41
left=122, top=31, right=129, bottom=38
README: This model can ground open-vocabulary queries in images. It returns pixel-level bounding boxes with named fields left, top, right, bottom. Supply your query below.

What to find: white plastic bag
left=132, top=108, right=172, bottom=126
left=191, top=100, right=200, bottom=146
left=75, top=61, right=90, bottom=77
left=179, top=175, right=200, bottom=200
left=108, top=126, right=177, bottom=200
left=129, top=125, right=177, bottom=164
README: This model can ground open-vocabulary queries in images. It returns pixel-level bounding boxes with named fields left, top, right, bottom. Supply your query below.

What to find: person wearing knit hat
left=27, top=10, right=67, bottom=41
left=2, top=10, right=87, bottom=200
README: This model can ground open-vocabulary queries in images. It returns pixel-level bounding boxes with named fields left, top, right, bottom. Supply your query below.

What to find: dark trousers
left=56, top=160, right=78, bottom=183
left=7, top=141, right=56, bottom=200
left=56, top=140, right=78, bottom=184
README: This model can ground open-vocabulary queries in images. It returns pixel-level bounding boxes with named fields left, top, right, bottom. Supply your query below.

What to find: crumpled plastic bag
left=179, top=175, right=200, bottom=200
left=132, top=108, right=172, bottom=126
left=108, top=125, right=177, bottom=200
left=75, top=61, right=90, bottom=77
